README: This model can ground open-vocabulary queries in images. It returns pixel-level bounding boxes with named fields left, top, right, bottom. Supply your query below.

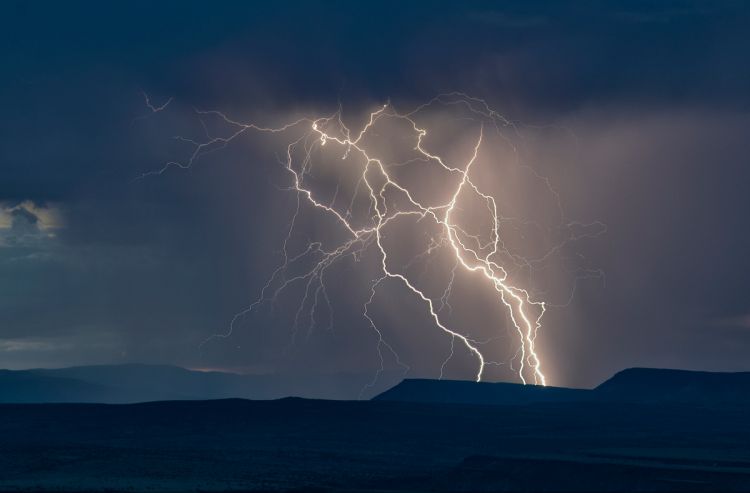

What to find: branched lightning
left=142, top=93, right=606, bottom=391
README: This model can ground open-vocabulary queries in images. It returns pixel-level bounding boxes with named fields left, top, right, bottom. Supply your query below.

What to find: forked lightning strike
left=144, top=93, right=606, bottom=390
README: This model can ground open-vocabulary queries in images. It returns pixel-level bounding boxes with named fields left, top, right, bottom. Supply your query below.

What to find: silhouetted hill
left=595, top=367, right=750, bottom=404
left=4, top=365, right=750, bottom=406
left=374, top=378, right=589, bottom=405
left=0, top=364, right=377, bottom=403
left=2, top=368, right=750, bottom=490
left=376, top=368, right=750, bottom=407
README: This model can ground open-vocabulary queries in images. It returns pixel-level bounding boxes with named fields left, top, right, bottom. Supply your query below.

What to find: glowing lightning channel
left=301, top=109, right=545, bottom=385
left=145, top=93, right=607, bottom=391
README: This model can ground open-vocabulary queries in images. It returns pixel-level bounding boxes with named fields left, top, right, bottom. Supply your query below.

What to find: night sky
left=2, top=1, right=750, bottom=392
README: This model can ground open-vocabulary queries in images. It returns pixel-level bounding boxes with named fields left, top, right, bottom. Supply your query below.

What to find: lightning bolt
left=143, top=93, right=606, bottom=392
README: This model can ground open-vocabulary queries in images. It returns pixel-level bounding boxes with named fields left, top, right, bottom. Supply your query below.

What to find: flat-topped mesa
left=374, top=378, right=588, bottom=405
left=375, top=368, right=750, bottom=407
left=594, top=367, right=750, bottom=404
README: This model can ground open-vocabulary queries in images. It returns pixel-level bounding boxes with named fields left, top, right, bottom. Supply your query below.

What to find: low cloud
left=0, top=201, right=64, bottom=248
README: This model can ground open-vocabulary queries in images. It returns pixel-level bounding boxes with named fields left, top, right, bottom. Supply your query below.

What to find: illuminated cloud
left=0, top=201, right=64, bottom=248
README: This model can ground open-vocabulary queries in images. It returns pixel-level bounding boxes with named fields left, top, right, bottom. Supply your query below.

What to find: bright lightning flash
left=145, top=93, right=606, bottom=391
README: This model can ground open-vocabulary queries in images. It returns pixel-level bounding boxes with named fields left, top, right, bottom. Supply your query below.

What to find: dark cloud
left=1, top=1, right=750, bottom=392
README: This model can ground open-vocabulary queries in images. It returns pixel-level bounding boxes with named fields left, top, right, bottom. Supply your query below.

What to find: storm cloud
left=2, top=1, right=750, bottom=392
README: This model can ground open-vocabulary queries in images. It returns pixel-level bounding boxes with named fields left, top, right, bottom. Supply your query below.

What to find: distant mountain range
left=1, top=364, right=749, bottom=405
left=0, top=364, right=377, bottom=403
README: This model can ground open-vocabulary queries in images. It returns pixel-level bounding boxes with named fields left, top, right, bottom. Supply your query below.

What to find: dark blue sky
left=2, top=1, right=750, bottom=391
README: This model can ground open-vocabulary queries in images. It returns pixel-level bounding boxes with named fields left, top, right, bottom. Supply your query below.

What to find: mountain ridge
left=0, top=364, right=386, bottom=403
left=2, top=364, right=750, bottom=405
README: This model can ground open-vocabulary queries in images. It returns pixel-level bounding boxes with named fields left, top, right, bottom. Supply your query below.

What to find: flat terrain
left=1, top=397, right=749, bottom=492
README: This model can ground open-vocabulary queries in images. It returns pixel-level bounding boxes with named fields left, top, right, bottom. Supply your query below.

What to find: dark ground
left=1, top=397, right=749, bottom=492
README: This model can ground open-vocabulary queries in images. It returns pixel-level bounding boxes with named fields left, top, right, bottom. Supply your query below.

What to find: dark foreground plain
left=2, top=393, right=750, bottom=490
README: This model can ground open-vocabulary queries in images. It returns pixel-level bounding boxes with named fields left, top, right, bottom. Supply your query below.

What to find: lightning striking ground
left=143, top=93, right=605, bottom=391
